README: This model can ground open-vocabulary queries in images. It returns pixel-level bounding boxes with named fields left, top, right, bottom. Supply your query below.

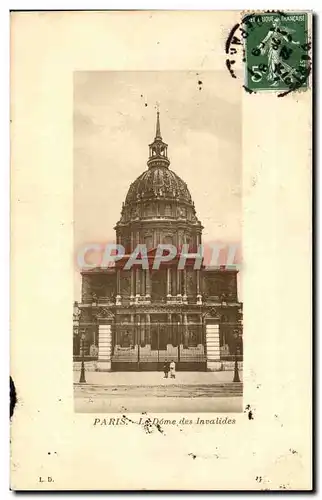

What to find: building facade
left=73, top=113, right=243, bottom=371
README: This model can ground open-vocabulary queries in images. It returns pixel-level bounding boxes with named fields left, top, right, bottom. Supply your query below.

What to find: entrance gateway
left=82, top=306, right=242, bottom=372
left=111, top=317, right=206, bottom=371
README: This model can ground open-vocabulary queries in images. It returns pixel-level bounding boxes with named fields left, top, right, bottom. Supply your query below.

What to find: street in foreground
left=74, top=373, right=243, bottom=413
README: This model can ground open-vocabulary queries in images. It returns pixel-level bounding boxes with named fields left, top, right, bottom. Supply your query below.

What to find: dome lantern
left=147, top=111, right=170, bottom=169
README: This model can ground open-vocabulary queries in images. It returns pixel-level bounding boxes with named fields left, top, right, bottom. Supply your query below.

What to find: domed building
left=116, top=113, right=202, bottom=255
left=74, top=113, right=243, bottom=371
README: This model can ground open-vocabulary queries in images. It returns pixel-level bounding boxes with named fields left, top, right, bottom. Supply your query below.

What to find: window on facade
left=188, top=328, right=199, bottom=347
left=146, top=204, right=154, bottom=216
left=165, top=204, right=172, bottom=216
left=188, top=323, right=201, bottom=347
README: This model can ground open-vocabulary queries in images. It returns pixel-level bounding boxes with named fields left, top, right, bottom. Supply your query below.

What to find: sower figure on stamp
left=257, top=17, right=300, bottom=86
left=170, top=360, right=176, bottom=379
left=163, top=360, right=170, bottom=379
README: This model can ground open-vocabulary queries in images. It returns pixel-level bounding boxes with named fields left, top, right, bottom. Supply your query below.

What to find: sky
left=74, top=71, right=242, bottom=300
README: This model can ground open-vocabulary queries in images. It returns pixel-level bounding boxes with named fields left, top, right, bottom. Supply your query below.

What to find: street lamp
left=79, top=332, right=86, bottom=384
left=233, top=329, right=241, bottom=383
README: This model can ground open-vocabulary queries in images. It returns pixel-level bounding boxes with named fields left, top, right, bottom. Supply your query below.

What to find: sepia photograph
left=73, top=71, right=243, bottom=413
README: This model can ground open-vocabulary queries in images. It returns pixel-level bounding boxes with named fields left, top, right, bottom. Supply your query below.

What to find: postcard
left=10, top=10, right=312, bottom=490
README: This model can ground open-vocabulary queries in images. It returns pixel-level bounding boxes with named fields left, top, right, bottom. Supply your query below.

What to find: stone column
left=130, top=269, right=135, bottom=304
left=135, top=268, right=140, bottom=303
left=167, top=268, right=172, bottom=298
left=183, top=313, right=189, bottom=348
left=97, top=321, right=112, bottom=371
left=141, top=269, right=146, bottom=296
left=145, top=269, right=151, bottom=301
left=116, top=269, right=121, bottom=305
left=176, top=268, right=182, bottom=297
left=196, top=269, right=202, bottom=305
left=183, top=269, right=188, bottom=303
left=206, top=322, right=221, bottom=371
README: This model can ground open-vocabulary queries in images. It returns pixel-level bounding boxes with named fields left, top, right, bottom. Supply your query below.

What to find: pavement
left=73, top=370, right=243, bottom=386
left=73, top=370, right=243, bottom=413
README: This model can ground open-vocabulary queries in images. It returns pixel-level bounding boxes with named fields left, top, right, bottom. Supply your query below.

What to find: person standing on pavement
left=163, top=360, right=170, bottom=378
left=169, top=360, right=176, bottom=379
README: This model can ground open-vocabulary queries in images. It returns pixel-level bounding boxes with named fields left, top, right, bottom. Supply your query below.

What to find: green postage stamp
left=243, top=12, right=310, bottom=93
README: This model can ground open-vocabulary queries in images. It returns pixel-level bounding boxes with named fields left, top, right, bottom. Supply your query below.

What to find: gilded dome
left=125, top=166, right=193, bottom=205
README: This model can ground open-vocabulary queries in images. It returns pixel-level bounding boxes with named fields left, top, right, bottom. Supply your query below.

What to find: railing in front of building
left=113, top=321, right=203, bottom=347
left=73, top=321, right=243, bottom=363
left=111, top=322, right=206, bottom=368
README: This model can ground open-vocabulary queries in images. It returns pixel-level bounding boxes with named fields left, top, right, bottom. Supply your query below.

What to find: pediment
left=94, top=308, right=115, bottom=321
left=204, top=307, right=221, bottom=320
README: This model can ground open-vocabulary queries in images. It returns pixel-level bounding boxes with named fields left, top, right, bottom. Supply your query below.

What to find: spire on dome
left=147, top=110, right=170, bottom=169
left=155, top=111, right=162, bottom=139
